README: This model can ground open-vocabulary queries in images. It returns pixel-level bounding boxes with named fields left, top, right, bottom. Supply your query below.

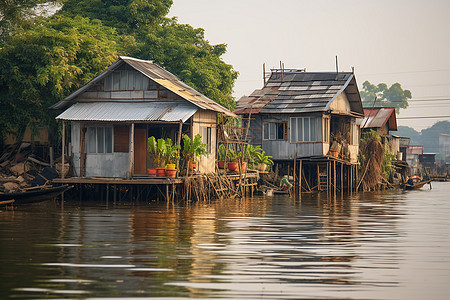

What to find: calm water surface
left=1, top=182, right=450, bottom=299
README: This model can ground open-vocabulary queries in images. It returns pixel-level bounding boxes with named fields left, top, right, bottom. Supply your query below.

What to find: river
left=1, top=182, right=449, bottom=299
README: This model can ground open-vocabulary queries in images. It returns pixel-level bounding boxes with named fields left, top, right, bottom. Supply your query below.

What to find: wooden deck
left=53, top=176, right=183, bottom=185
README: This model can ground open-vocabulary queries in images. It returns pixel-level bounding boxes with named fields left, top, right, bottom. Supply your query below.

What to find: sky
left=168, top=0, right=450, bottom=131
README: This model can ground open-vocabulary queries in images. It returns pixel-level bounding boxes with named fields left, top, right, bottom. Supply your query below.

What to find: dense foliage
left=0, top=0, right=237, bottom=141
left=360, top=81, right=412, bottom=113
left=0, top=16, right=122, bottom=139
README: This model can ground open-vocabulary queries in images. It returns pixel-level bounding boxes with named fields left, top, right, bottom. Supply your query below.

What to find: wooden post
left=177, top=121, right=183, bottom=171
left=61, top=120, right=65, bottom=179
left=106, top=184, right=109, bottom=204
left=299, top=159, right=302, bottom=199
left=49, top=146, right=54, bottom=167
left=293, top=155, right=297, bottom=197
left=333, top=160, right=336, bottom=197
left=130, top=123, right=135, bottom=177
left=341, top=162, right=344, bottom=196
left=350, top=165, right=353, bottom=194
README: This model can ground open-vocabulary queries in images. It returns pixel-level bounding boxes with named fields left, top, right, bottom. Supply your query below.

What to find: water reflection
left=1, top=183, right=449, bottom=299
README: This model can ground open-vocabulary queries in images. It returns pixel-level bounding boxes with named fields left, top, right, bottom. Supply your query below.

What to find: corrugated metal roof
left=56, top=102, right=198, bottom=123
left=356, top=107, right=397, bottom=130
left=51, top=56, right=236, bottom=118
left=235, top=71, right=364, bottom=116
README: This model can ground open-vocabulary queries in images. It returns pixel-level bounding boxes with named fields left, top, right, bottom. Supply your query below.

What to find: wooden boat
left=403, top=175, right=431, bottom=190
left=0, top=184, right=72, bottom=206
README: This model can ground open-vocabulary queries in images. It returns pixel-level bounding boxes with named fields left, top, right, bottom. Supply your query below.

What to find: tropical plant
left=148, top=136, right=180, bottom=167
left=218, top=143, right=227, bottom=161
left=226, top=149, right=239, bottom=163
left=243, top=144, right=263, bottom=167
left=254, top=152, right=273, bottom=166
left=182, top=134, right=207, bottom=170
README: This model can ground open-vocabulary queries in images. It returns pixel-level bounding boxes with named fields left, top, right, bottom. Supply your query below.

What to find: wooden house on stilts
left=235, top=69, right=364, bottom=193
left=50, top=56, right=236, bottom=201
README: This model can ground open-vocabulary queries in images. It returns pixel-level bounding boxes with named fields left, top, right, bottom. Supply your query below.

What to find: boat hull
left=0, top=185, right=72, bottom=205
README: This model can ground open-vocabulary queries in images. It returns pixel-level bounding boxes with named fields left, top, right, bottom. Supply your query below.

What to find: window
left=290, top=117, right=322, bottom=142
left=202, top=127, right=212, bottom=153
left=263, top=122, right=286, bottom=140
left=86, top=126, right=113, bottom=154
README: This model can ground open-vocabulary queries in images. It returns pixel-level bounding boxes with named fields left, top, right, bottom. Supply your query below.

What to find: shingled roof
left=235, top=71, right=363, bottom=116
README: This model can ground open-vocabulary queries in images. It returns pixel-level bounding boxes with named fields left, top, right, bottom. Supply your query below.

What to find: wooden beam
left=61, top=120, right=65, bottom=179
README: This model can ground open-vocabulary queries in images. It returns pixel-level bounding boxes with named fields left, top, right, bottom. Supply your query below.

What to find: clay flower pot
left=156, top=167, right=166, bottom=177
left=227, top=162, right=239, bottom=171
left=218, top=161, right=225, bottom=169
left=166, top=169, right=177, bottom=178
left=148, top=168, right=157, bottom=177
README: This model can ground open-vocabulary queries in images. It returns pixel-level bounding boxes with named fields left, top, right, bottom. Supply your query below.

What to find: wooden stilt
left=106, top=184, right=109, bottom=204
left=333, top=160, right=336, bottom=197
left=299, top=159, right=302, bottom=198
left=293, top=155, right=297, bottom=197
left=341, top=162, right=344, bottom=196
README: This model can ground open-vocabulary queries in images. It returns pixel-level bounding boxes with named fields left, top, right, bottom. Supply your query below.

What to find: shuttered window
left=114, top=125, right=130, bottom=152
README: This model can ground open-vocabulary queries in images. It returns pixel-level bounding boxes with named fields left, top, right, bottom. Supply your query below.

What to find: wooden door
left=133, top=128, right=147, bottom=175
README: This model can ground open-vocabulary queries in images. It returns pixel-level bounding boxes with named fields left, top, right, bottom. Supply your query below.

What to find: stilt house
left=51, top=56, right=236, bottom=178
left=357, top=107, right=400, bottom=156
left=235, top=69, right=364, bottom=192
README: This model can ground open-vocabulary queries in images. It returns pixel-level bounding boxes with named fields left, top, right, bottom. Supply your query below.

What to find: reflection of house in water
left=235, top=69, right=365, bottom=193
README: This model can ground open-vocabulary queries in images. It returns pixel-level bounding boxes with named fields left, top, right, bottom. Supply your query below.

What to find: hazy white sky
left=169, top=0, right=450, bottom=131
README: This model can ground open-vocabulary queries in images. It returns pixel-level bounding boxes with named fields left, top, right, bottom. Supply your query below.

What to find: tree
left=0, top=0, right=61, bottom=45
left=135, top=18, right=238, bottom=109
left=0, top=15, right=125, bottom=140
left=360, top=81, right=412, bottom=113
left=60, top=0, right=238, bottom=110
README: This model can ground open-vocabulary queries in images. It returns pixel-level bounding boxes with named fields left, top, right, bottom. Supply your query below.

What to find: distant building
left=439, top=134, right=450, bottom=162
left=356, top=107, right=400, bottom=156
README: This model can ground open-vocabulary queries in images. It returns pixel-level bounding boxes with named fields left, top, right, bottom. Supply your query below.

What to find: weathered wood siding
left=192, top=110, right=217, bottom=173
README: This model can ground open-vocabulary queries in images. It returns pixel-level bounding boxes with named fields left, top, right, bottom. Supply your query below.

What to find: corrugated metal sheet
left=235, top=71, right=364, bottom=116
left=51, top=56, right=236, bottom=118
left=357, top=107, right=397, bottom=130
left=56, top=102, right=198, bottom=123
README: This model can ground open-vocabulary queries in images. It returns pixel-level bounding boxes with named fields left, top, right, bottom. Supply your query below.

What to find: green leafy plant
left=226, top=149, right=239, bottom=163
left=148, top=136, right=180, bottom=167
left=182, top=134, right=207, bottom=170
left=218, top=143, right=227, bottom=161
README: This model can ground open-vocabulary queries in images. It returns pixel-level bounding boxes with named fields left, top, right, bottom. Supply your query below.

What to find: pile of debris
left=0, top=143, right=57, bottom=193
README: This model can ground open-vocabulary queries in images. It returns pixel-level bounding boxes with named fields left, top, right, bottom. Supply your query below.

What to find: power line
left=360, top=68, right=450, bottom=76
left=397, top=116, right=450, bottom=119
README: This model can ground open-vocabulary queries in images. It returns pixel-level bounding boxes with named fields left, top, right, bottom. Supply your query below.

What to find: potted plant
left=255, top=151, right=273, bottom=172
left=182, top=134, right=207, bottom=175
left=243, top=145, right=262, bottom=169
left=148, top=137, right=180, bottom=177
left=226, top=149, right=239, bottom=171
left=218, top=144, right=227, bottom=169
left=163, top=138, right=180, bottom=177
